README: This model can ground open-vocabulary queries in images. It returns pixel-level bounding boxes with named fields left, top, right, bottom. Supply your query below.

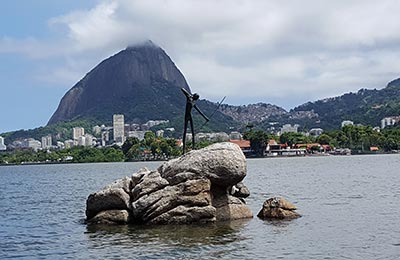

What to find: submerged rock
left=257, top=197, right=301, bottom=220
left=85, top=142, right=253, bottom=225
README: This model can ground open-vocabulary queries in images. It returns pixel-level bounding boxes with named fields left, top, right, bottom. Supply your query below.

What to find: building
left=0, top=136, right=6, bottom=151
left=73, top=127, right=85, bottom=140
left=22, top=138, right=41, bottom=151
left=281, top=124, right=299, bottom=134
left=113, top=114, right=125, bottom=143
left=41, top=135, right=52, bottom=150
left=381, top=116, right=400, bottom=129
left=156, top=130, right=164, bottom=137
left=229, top=131, right=242, bottom=140
left=127, top=131, right=146, bottom=141
left=341, top=120, right=354, bottom=127
left=101, top=130, right=110, bottom=146
left=309, top=128, right=323, bottom=137
left=64, top=139, right=76, bottom=149
left=195, top=132, right=230, bottom=142
left=92, top=125, right=102, bottom=135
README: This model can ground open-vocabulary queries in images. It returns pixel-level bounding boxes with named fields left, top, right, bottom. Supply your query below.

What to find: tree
left=316, top=134, right=332, bottom=145
left=279, top=132, right=311, bottom=147
left=243, top=130, right=269, bottom=156
left=122, top=137, right=140, bottom=155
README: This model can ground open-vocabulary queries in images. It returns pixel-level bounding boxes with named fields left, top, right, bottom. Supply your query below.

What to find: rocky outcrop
left=257, top=197, right=301, bottom=220
left=48, top=40, right=191, bottom=125
left=86, top=142, right=253, bottom=225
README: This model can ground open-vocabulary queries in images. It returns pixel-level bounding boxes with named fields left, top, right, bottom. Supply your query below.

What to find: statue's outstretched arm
left=194, top=105, right=209, bottom=122
left=181, top=88, right=191, bottom=99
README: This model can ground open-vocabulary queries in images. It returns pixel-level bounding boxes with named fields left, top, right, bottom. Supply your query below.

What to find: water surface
left=1, top=155, right=399, bottom=259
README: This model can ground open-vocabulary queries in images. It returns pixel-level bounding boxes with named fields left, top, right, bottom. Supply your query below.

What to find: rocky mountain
left=48, top=41, right=192, bottom=125
left=292, top=78, right=400, bottom=129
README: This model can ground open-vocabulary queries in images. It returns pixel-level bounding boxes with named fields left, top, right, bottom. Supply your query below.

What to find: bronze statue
left=181, top=88, right=209, bottom=154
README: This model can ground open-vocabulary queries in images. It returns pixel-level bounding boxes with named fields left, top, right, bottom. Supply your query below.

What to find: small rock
left=257, top=197, right=301, bottom=220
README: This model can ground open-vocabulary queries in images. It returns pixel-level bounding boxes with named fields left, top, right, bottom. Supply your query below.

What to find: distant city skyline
left=2, top=0, right=400, bottom=133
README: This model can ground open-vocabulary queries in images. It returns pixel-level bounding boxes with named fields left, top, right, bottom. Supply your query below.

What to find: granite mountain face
left=48, top=41, right=192, bottom=125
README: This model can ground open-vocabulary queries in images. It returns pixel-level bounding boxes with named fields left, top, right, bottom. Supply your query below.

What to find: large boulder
left=86, top=142, right=252, bottom=225
left=86, top=177, right=132, bottom=220
left=158, top=142, right=247, bottom=187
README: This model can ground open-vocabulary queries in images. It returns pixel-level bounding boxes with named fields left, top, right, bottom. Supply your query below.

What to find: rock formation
left=48, top=40, right=191, bottom=125
left=86, top=142, right=253, bottom=225
left=257, top=197, right=301, bottom=220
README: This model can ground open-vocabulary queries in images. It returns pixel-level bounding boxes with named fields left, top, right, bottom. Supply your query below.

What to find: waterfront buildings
left=0, top=136, right=6, bottom=151
left=113, top=114, right=125, bottom=143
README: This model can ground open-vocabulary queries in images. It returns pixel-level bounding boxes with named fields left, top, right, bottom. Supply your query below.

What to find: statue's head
left=193, top=93, right=199, bottom=100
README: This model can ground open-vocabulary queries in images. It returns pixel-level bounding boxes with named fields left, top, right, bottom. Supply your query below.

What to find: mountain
left=48, top=41, right=191, bottom=125
left=292, top=78, right=400, bottom=129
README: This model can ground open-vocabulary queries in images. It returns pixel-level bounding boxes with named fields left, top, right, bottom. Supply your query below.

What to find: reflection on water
left=86, top=219, right=249, bottom=245
left=84, top=220, right=252, bottom=259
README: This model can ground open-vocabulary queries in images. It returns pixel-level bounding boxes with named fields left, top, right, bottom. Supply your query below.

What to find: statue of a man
left=181, top=88, right=209, bottom=154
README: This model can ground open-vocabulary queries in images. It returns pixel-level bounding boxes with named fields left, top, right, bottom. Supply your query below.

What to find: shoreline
left=1, top=151, right=398, bottom=166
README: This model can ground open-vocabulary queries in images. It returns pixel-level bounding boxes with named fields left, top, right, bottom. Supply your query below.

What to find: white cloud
left=2, top=0, right=400, bottom=108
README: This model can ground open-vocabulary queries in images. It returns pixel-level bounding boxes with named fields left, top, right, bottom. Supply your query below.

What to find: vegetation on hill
left=293, top=78, right=400, bottom=129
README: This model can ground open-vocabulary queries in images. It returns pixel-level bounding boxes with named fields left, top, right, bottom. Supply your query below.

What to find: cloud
left=2, top=0, right=400, bottom=108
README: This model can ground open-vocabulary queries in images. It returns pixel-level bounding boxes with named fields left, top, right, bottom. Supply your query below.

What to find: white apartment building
left=22, top=138, right=41, bottom=151
left=113, top=114, right=125, bottom=143
left=41, top=135, right=52, bottom=150
left=281, top=124, right=299, bottom=134
left=381, top=116, right=400, bottom=129
left=127, top=131, right=146, bottom=141
left=0, top=136, right=6, bottom=151
left=73, top=127, right=85, bottom=140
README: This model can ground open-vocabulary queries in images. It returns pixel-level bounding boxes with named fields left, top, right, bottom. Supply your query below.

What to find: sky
left=2, top=0, right=400, bottom=133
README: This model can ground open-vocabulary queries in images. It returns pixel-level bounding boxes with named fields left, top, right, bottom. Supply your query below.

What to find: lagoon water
left=1, top=155, right=399, bottom=259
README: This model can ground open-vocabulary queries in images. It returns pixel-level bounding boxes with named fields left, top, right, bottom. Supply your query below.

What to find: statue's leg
left=183, top=119, right=188, bottom=154
left=190, top=117, right=195, bottom=149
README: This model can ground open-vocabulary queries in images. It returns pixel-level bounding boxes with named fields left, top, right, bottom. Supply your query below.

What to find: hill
left=292, top=78, right=400, bottom=129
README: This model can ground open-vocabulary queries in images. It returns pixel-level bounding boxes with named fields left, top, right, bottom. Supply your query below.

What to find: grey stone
left=158, top=142, right=246, bottom=187
left=87, top=210, right=130, bottom=225
left=86, top=143, right=253, bottom=225
left=257, top=197, right=301, bottom=220
left=86, top=187, right=131, bottom=220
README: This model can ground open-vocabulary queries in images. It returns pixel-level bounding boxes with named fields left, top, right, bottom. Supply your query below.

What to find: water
left=1, top=155, right=399, bottom=259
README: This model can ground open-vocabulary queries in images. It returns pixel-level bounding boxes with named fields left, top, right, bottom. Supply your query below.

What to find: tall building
left=41, top=135, right=52, bottom=150
left=113, top=114, right=125, bottom=143
left=0, top=136, right=6, bottom=151
left=73, top=127, right=85, bottom=140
